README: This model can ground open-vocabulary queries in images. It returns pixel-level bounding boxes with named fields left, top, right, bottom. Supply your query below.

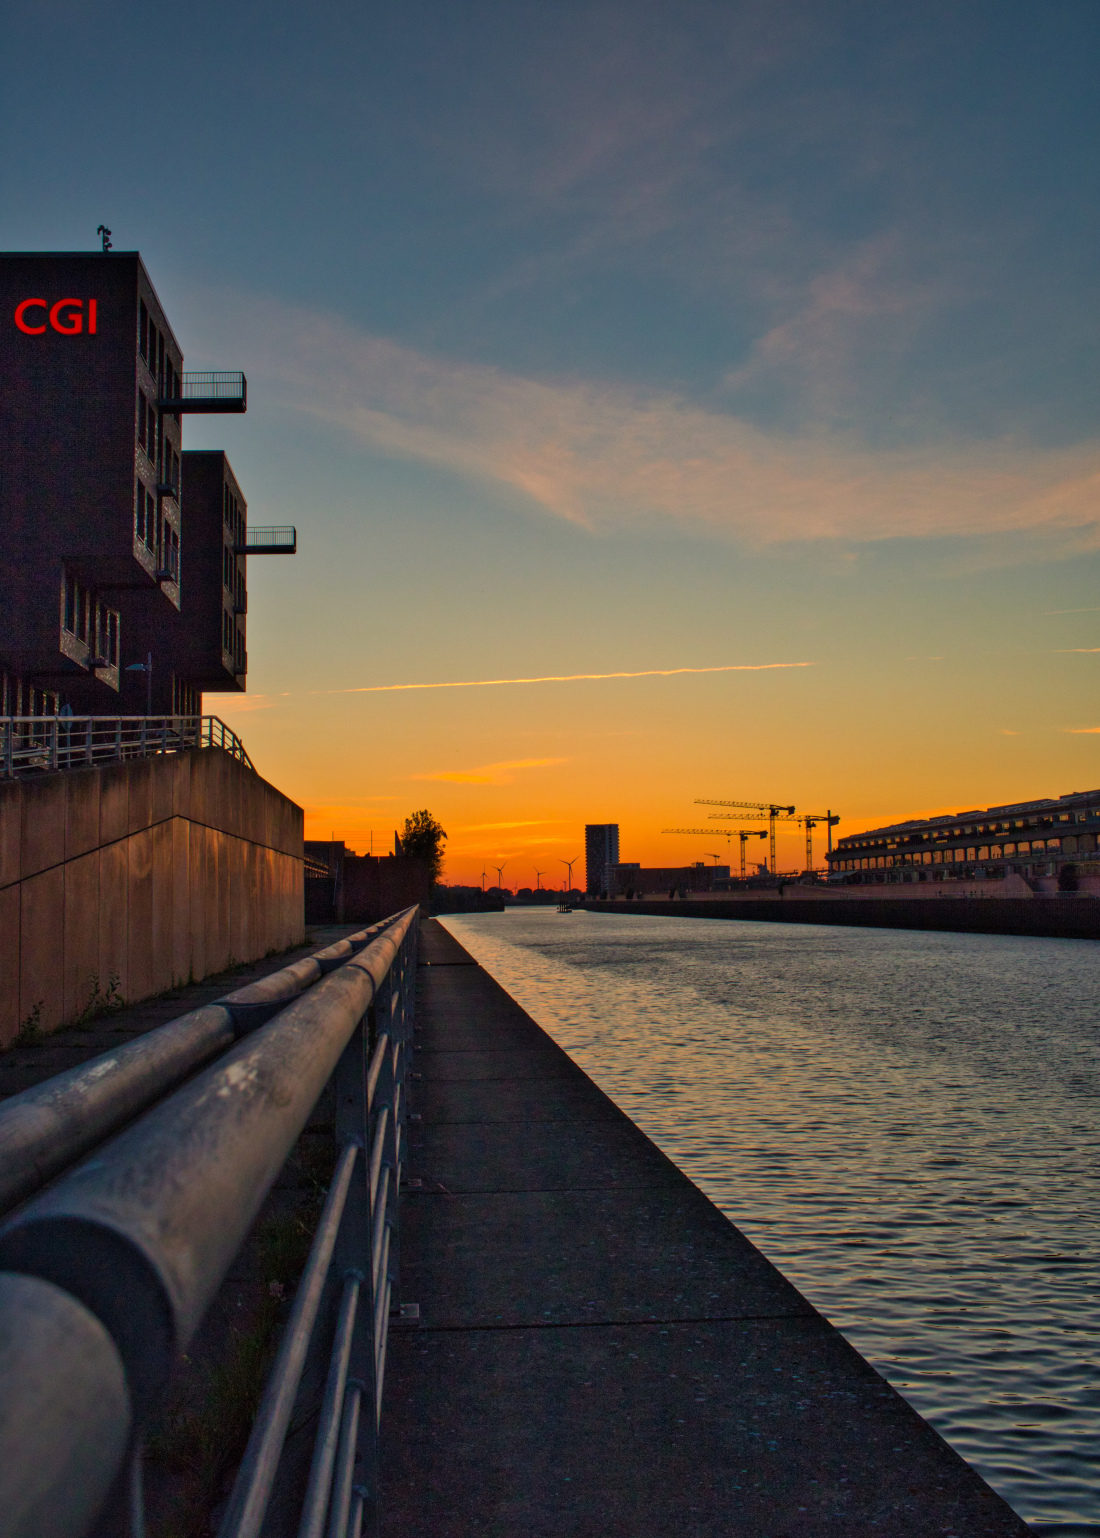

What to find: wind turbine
left=534, top=868, right=546, bottom=891
left=494, top=862, right=507, bottom=891
left=559, top=855, right=579, bottom=894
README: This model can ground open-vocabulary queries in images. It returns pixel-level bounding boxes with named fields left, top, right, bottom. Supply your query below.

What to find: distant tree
left=401, top=810, right=447, bottom=886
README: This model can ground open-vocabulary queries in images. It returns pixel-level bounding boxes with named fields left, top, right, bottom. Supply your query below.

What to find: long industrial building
left=826, top=788, right=1100, bottom=891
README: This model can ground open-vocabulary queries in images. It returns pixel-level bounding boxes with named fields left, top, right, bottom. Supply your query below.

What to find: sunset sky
left=3, top=1, right=1098, bottom=883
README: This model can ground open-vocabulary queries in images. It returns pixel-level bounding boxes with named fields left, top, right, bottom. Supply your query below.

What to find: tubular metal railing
left=0, top=714, right=253, bottom=778
left=0, top=905, right=419, bottom=1538
left=237, top=526, right=297, bottom=555
left=158, top=371, right=248, bottom=412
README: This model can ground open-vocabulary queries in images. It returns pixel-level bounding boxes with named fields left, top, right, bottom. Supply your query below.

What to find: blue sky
left=4, top=1, right=1099, bottom=873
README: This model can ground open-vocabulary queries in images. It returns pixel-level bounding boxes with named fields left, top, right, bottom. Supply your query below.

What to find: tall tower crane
left=695, top=799, right=795, bottom=873
left=704, top=807, right=841, bottom=874
left=661, top=827, right=768, bottom=880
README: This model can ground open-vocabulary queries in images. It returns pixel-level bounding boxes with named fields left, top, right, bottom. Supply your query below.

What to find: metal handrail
left=0, top=905, right=420, bottom=1538
left=0, top=714, right=253, bottom=777
left=238, top=525, right=297, bottom=554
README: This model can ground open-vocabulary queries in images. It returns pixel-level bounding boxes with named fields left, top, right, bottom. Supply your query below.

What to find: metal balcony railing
left=159, top=371, right=247, bottom=414
left=236, top=525, right=297, bottom=555
left=0, top=714, right=253, bottom=777
left=0, top=905, right=419, bottom=1538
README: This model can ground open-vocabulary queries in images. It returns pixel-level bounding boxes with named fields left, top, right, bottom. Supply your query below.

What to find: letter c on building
left=50, top=299, right=83, bottom=335
left=14, top=299, right=47, bottom=334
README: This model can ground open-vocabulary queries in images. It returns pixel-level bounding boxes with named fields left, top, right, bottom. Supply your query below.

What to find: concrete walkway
left=381, top=918, right=1032, bottom=1537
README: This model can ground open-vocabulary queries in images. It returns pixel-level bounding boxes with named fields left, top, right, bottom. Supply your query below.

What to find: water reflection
left=441, top=909, right=1100, bottom=1535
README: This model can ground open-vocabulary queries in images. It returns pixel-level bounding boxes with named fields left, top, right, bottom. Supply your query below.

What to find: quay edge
left=577, top=894, right=1100, bottom=940
left=379, top=917, right=1034, bottom=1536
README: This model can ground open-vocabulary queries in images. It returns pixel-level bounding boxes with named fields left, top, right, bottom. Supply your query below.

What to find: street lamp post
left=125, top=651, right=153, bottom=715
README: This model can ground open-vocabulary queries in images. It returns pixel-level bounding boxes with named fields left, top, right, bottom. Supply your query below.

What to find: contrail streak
left=335, top=662, right=813, bottom=694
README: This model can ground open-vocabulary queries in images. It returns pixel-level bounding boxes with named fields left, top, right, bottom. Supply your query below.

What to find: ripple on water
left=441, top=909, right=1100, bottom=1534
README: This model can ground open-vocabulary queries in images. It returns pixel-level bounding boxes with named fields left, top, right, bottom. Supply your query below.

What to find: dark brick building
left=0, top=248, right=292, bottom=720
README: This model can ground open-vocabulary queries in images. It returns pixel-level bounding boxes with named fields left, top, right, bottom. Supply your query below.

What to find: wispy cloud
left=192, top=290, right=1100, bottom=551
left=1065, top=727, right=1100, bottom=735
left=416, top=757, right=567, bottom=786
left=459, top=819, right=556, bottom=831
left=203, top=692, right=288, bottom=713
left=330, top=662, right=811, bottom=694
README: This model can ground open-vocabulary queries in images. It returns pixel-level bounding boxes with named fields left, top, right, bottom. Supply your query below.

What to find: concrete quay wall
left=0, top=748, right=304, bottom=1045
left=581, top=894, right=1100, bottom=940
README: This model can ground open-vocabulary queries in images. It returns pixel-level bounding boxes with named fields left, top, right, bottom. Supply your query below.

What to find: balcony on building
left=158, top=372, right=248, bottom=414
left=236, top=526, right=297, bottom=555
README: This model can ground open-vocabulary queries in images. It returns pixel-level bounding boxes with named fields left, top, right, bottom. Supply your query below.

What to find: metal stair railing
left=0, top=714, right=253, bottom=777
left=0, top=905, right=420, bottom=1538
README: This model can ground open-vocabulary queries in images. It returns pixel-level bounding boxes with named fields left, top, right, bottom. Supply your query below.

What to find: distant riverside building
left=608, top=863, right=730, bottom=897
left=0, top=248, right=294, bottom=719
left=585, top=823, right=620, bottom=895
left=827, top=788, right=1100, bottom=892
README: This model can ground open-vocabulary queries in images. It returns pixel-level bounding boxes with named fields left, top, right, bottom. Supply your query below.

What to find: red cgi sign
left=14, top=299, right=98, bottom=335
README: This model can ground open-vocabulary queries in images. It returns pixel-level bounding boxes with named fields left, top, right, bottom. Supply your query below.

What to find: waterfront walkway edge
left=378, top=918, right=1032, bottom=1536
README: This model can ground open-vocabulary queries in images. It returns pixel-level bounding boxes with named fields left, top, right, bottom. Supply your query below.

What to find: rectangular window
left=139, top=299, right=148, bottom=360
left=137, top=391, right=147, bottom=450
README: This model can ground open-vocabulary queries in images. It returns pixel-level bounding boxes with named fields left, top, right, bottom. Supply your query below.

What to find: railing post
left=323, top=997, right=377, bottom=1538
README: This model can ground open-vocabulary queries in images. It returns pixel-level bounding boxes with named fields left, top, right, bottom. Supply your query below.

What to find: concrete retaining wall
left=582, top=896, right=1100, bottom=940
left=0, top=748, right=304, bottom=1045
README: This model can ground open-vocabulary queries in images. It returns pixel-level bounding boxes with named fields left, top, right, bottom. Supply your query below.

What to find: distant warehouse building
left=827, top=788, right=1100, bottom=892
left=585, top=823, right=619, bottom=895
left=608, top=863, right=730, bottom=897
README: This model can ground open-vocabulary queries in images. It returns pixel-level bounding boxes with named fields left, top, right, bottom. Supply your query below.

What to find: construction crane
left=704, top=806, right=841, bottom=874
left=661, top=827, right=768, bottom=880
left=695, top=799, right=795, bottom=873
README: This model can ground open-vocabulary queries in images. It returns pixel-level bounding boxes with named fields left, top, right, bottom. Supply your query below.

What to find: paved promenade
left=381, top=918, right=1032, bottom=1536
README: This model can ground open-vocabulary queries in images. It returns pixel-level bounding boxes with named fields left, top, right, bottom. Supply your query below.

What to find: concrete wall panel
left=0, top=884, right=20, bottom=1042
left=98, top=763, right=129, bottom=847
left=0, top=781, right=21, bottom=889
left=228, top=834, right=245, bottom=965
left=209, top=825, right=231, bottom=973
left=126, top=828, right=155, bottom=1003
left=21, top=775, right=66, bottom=880
left=149, top=818, right=175, bottom=996
left=63, top=850, right=101, bottom=1021
left=126, top=757, right=153, bottom=838
left=65, top=770, right=101, bottom=863
left=1, top=748, right=304, bottom=1045
left=20, top=866, right=65, bottom=1031
left=172, top=818, right=191, bottom=984
left=99, top=838, right=129, bottom=1004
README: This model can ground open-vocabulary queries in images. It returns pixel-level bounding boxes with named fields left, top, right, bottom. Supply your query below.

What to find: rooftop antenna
left=97, top=225, right=112, bottom=253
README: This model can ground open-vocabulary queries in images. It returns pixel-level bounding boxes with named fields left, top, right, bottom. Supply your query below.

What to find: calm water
left=441, top=908, right=1100, bottom=1535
